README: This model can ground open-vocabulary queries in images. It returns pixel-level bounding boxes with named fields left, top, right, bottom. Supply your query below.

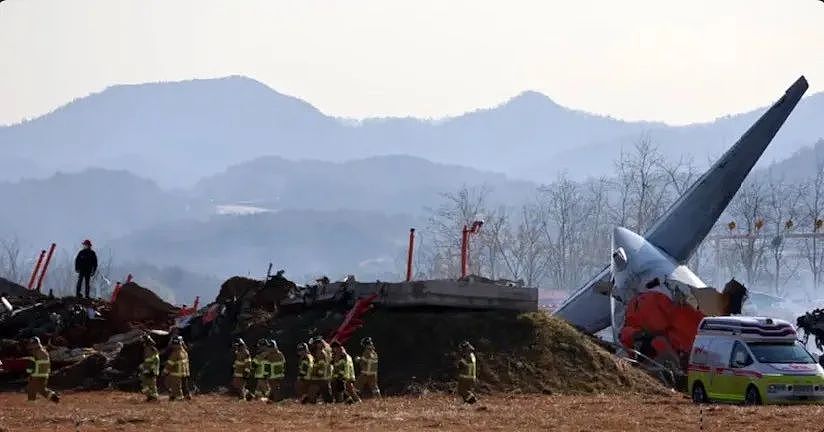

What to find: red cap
left=82, top=239, right=92, bottom=247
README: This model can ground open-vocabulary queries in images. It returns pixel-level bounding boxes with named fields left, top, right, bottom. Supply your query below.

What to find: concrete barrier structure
left=316, top=275, right=539, bottom=312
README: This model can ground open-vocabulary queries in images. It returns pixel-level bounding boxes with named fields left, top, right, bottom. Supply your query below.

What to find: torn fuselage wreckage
left=554, top=76, right=809, bottom=372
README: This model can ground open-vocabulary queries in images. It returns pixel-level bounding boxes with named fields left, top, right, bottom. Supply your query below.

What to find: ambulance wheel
left=744, top=385, right=762, bottom=405
left=691, top=382, right=707, bottom=404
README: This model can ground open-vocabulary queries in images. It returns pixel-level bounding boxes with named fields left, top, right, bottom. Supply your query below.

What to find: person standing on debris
left=24, top=336, right=60, bottom=403
left=355, top=337, right=381, bottom=398
left=251, top=339, right=271, bottom=401
left=456, top=340, right=478, bottom=404
left=138, top=335, right=160, bottom=402
left=331, top=341, right=360, bottom=404
left=163, top=336, right=189, bottom=401
left=296, top=342, right=313, bottom=402
left=74, top=239, right=98, bottom=299
left=266, top=339, right=285, bottom=403
left=231, top=338, right=252, bottom=400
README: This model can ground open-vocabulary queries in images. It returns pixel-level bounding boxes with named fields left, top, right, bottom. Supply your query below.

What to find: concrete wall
left=347, top=278, right=538, bottom=312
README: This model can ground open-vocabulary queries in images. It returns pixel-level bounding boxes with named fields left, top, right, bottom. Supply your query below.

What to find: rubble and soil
left=2, top=273, right=665, bottom=398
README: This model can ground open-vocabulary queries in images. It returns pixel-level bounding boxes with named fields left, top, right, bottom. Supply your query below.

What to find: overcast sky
left=1, top=0, right=823, bottom=126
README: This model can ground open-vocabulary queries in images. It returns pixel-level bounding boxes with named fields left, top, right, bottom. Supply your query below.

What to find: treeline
left=416, top=137, right=824, bottom=298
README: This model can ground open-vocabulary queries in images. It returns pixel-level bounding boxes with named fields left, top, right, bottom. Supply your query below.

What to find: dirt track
left=2, top=391, right=824, bottom=431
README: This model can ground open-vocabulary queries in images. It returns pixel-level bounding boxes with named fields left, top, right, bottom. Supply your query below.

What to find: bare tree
left=801, top=159, right=824, bottom=292
left=764, top=174, right=804, bottom=296
left=611, top=136, right=671, bottom=234
left=496, top=204, right=548, bottom=287
left=539, top=174, right=590, bottom=290
left=728, top=181, right=769, bottom=286
left=425, top=185, right=492, bottom=278
left=0, top=237, right=23, bottom=284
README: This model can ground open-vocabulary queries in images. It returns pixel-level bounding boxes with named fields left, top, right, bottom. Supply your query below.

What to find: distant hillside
left=111, top=210, right=418, bottom=283
left=1, top=76, right=821, bottom=187
left=0, top=169, right=207, bottom=247
left=757, top=139, right=824, bottom=182
left=193, top=154, right=537, bottom=213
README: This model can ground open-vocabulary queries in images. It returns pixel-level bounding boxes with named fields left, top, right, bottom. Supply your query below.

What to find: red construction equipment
left=329, top=293, right=378, bottom=344
left=27, top=250, right=46, bottom=290
left=35, top=243, right=56, bottom=292
left=460, top=221, right=483, bottom=278
left=406, top=228, right=415, bottom=282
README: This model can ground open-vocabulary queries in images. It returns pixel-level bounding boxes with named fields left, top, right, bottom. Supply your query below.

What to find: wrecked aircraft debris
left=554, top=76, right=809, bottom=374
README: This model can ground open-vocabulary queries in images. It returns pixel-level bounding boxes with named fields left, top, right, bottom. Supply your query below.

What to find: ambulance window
left=691, top=338, right=711, bottom=365
left=730, top=342, right=753, bottom=368
left=708, top=338, right=733, bottom=368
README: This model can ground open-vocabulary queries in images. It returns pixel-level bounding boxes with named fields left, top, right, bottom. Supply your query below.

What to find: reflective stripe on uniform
left=298, top=356, right=313, bottom=379
left=233, top=359, right=251, bottom=378
left=141, top=354, right=160, bottom=376
left=459, top=353, right=476, bottom=380
left=345, top=354, right=355, bottom=381
left=360, top=351, right=379, bottom=376
left=166, top=359, right=185, bottom=377
left=313, top=358, right=329, bottom=380
left=33, top=359, right=50, bottom=378
left=252, top=358, right=269, bottom=379
left=270, top=361, right=285, bottom=379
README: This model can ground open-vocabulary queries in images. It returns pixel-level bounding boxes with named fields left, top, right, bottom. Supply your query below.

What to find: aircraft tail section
left=645, top=76, right=808, bottom=261
left=554, top=76, right=808, bottom=333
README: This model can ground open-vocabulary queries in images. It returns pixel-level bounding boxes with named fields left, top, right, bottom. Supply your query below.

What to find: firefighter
left=231, top=338, right=251, bottom=400
left=457, top=340, right=477, bottom=404
left=24, top=336, right=59, bottom=403
left=296, top=342, right=313, bottom=402
left=331, top=341, right=360, bottom=404
left=305, top=338, right=333, bottom=404
left=355, top=337, right=380, bottom=398
left=138, top=335, right=160, bottom=402
left=251, top=339, right=271, bottom=401
left=180, top=338, right=193, bottom=400
left=163, top=336, right=188, bottom=401
left=74, top=239, right=98, bottom=299
left=267, top=339, right=285, bottom=403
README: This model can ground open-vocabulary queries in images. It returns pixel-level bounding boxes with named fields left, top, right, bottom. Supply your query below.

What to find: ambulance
left=688, top=316, right=824, bottom=404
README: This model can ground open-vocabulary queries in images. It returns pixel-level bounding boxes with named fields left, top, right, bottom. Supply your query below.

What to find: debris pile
left=2, top=273, right=666, bottom=397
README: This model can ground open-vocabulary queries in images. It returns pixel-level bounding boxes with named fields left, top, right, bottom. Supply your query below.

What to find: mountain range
left=2, top=76, right=822, bottom=187
left=1, top=75, right=823, bottom=298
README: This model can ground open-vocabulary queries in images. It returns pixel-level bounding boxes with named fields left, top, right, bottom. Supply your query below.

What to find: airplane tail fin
left=645, top=76, right=808, bottom=262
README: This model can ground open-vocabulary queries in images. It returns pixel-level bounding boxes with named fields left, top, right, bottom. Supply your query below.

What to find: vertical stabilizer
left=554, top=77, right=808, bottom=333
left=645, top=76, right=808, bottom=261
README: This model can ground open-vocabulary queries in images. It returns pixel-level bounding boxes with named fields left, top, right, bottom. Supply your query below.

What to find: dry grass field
left=3, top=391, right=824, bottom=432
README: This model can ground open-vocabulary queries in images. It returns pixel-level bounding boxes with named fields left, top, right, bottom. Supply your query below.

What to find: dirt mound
left=217, top=275, right=293, bottom=310
left=109, top=283, right=178, bottom=332
left=191, top=308, right=665, bottom=396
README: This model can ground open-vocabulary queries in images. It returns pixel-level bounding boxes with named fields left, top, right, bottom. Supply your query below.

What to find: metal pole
left=460, top=225, right=468, bottom=278
left=406, top=228, right=415, bottom=282
left=27, top=250, right=46, bottom=290
left=35, top=243, right=56, bottom=292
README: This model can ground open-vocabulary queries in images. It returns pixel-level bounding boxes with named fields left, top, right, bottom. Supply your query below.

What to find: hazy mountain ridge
left=193, top=154, right=537, bottom=213
left=2, top=76, right=822, bottom=187
left=0, top=168, right=208, bottom=248
left=111, top=209, right=417, bottom=284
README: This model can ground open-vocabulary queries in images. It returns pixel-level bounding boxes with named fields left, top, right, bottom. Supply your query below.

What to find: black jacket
left=75, top=249, right=98, bottom=275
